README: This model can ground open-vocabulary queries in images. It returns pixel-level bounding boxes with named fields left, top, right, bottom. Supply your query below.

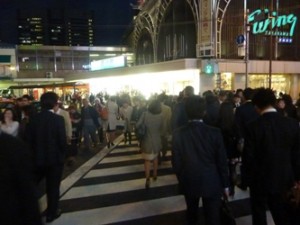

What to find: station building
left=124, top=0, right=300, bottom=97
left=70, top=0, right=300, bottom=99
left=1, top=0, right=300, bottom=99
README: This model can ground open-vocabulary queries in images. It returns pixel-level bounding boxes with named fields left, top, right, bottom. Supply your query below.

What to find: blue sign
left=236, top=35, right=245, bottom=45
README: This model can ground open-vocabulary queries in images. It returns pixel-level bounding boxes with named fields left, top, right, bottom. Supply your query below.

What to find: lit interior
left=85, top=69, right=200, bottom=99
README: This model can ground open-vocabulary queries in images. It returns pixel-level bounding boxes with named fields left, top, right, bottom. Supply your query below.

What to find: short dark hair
left=40, top=92, right=59, bottom=110
left=252, top=88, right=276, bottom=109
left=185, top=96, right=206, bottom=119
left=243, top=88, right=254, bottom=100
left=157, top=93, right=167, bottom=103
left=148, top=99, right=162, bottom=115
left=184, top=86, right=194, bottom=97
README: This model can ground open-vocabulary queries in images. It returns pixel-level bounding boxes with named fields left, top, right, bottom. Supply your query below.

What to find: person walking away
left=217, top=101, right=240, bottom=196
left=243, top=88, right=300, bottom=225
left=234, top=88, right=259, bottom=190
left=0, top=130, right=42, bottom=225
left=94, top=98, right=105, bottom=144
left=131, top=96, right=147, bottom=145
left=67, top=104, right=82, bottom=166
left=157, top=93, right=172, bottom=161
left=172, top=96, right=230, bottom=225
left=119, top=100, right=133, bottom=145
left=25, top=92, right=67, bottom=223
left=81, top=98, right=100, bottom=151
left=171, top=86, right=194, bottom=130
left=106, top=96, right=119, bottom=148
left=136, top=99, right=163, bottom=189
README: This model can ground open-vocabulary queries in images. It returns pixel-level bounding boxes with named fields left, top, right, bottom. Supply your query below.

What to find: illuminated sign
left=90, top=56, right=126, bottom=71
left=248, top=9, right=297, bottom=41
left=202, top=59, right=218, bottom=75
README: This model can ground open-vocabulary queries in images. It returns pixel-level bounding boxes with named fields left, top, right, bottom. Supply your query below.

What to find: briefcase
left=220, top=198, right=236, bottom=225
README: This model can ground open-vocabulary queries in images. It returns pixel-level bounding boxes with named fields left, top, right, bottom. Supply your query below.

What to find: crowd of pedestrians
left=1, top=86, right=300, bottom=225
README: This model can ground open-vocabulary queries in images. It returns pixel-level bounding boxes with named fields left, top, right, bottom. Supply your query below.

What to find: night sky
left=0, top=0, right=136, bottom=46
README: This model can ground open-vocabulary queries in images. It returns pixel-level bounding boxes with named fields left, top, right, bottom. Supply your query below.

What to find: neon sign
left=248, top=9, right=297, bottom=38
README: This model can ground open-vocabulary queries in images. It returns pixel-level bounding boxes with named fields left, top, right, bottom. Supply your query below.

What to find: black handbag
left=136, top=112, right=147, bottom=141
left=220, top=198, right=236, bottom=225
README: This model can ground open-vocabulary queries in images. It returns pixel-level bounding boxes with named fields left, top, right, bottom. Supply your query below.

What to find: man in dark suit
left=234, top=88, right=259, bottom=190
left=26, top=92, right=67, bottom=223
left=171, top=85, right=194, bottom=130
left=172, top=96, right=229, bottom=225
left=0, top=131, right=42, bottom=225
left=243, top=88, right=300, bottom=225
left=235, top=88, right=259, bottom=138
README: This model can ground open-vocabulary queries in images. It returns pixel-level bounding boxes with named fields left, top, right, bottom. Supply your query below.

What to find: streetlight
left=244, top=0, right=249, bottom=88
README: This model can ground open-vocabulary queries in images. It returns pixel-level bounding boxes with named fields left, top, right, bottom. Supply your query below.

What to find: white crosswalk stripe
left=47, top=136, right=275, bottom=225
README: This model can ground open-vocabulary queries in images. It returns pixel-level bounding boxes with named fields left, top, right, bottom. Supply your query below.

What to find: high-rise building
left=17, top=10, right=46, bottom=46
left=65, top=10, right=94, bottom=46
left=48, top=9, right=65, bottom=46
left=17, top=9, right=94, bottom=46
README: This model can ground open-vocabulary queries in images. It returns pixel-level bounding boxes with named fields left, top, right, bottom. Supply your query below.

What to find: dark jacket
left=172, top=121, right=229, bottom=197
left=0, top=132, right=42, bottom=225
left=26, top=110, right=67, bottom=166
left=81, top=105, right=100, bottom=127
left=171, top=101, right=188, bottom=130
left=235, top=101, right=259, bottom=138
left=243, top=112, right=300, bottom=193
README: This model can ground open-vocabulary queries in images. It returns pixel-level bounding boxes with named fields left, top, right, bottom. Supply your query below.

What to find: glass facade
left=17, top=46, right=134, bottom=75
left=222, top=0, right=300, bottom=60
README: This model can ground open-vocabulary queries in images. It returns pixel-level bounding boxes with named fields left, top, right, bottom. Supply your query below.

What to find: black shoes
left=46, top=209, right=62, bottom=223
left=145, top=178, right=150, bottom=189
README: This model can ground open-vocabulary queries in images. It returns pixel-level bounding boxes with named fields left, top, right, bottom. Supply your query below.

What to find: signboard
left=248, top=9, right=298, bottom=43
left=198, top=0, right=214, bottom=57
left=90, top=56, right=126, bottom=71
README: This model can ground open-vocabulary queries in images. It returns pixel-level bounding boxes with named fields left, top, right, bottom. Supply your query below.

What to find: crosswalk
left=46, top=135, right=275, bottom=225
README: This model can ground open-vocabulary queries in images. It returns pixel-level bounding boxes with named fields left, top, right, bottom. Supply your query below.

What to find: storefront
left=67, top=59, right=208, bottom=98
left=131, top=0, right=300, bottom=98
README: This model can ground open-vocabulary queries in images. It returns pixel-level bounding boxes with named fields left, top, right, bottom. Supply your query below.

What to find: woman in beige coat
left=136, top=99, right=163, bottom=189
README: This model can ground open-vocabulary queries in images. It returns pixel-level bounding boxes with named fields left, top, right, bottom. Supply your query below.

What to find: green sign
left=0, top=55, right=11, bottom=63
left=204, top=63, right=213, bottom=74
left=248, top=9, right=297, bottom=37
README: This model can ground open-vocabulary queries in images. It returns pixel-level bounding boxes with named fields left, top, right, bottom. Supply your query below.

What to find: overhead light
left=105, top=54, right=117, bottom=57
left=89, top=54, right=99, bottom=57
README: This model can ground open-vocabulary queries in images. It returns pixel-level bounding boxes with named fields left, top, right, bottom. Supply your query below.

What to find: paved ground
left=37, top=133, right=277, bottom=225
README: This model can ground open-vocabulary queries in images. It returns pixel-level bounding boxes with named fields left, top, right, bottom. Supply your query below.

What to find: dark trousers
left=35, top=164, right=64, bottom=217
left=161, top=135, right=168, bottom=157
left=97, top=126, right=104, bottom=143
left=184, top=195, right=222, bottom=225
left=249, top=188, right=292, bottom=225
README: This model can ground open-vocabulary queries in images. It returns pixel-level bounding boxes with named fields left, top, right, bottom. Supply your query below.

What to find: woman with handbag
left=136, top=99, right=163, bottom=189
